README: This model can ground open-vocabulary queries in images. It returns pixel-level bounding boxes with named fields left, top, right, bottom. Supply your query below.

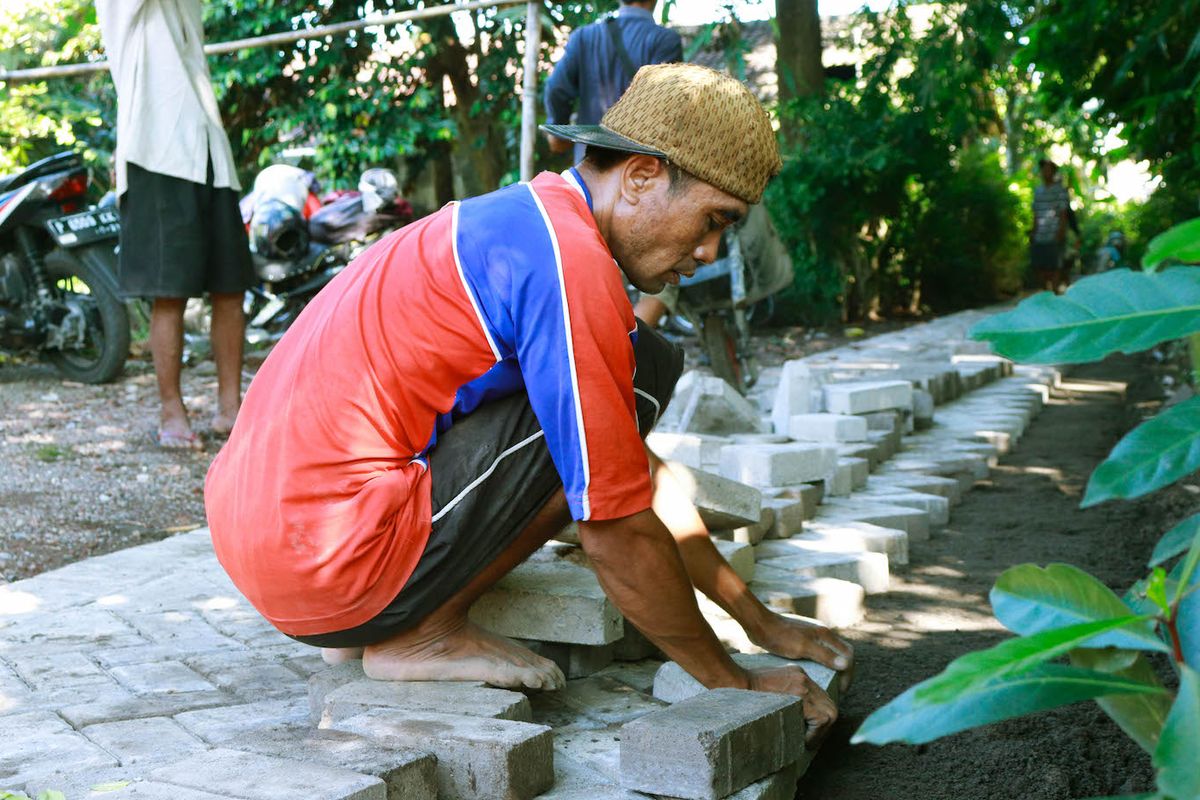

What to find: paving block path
left=0, top=307, right=1058, bottom=799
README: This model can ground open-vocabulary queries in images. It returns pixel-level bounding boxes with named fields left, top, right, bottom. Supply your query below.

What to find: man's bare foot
left=322, top=647, right=364, bottom=665
left=363, top=619, right=565, bottom=690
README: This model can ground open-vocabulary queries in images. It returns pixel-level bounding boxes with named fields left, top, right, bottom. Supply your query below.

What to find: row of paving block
left=0, top=311, right=1061, bottom=800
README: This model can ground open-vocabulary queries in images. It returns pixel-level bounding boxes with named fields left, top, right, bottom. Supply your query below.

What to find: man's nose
left=694, top=231, right=722, bottom=265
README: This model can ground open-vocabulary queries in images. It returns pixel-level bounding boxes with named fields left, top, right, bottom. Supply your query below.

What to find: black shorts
left=290, top=320, right=684, bottom=649
left=117, top=161, right=253, bottom=299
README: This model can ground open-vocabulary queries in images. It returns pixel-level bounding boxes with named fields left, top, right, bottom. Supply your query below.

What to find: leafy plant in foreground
left=854, top=218, right=1200, bottom=800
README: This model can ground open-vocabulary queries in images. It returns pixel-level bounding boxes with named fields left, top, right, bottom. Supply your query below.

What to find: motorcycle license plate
left=45, top=208, right=120, bottom=247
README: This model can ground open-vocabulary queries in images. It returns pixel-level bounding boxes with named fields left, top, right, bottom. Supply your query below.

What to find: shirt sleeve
left=544, top=29, right=584, bottom=124
left=653, top=28, right=684, bottom=63
left=510, top=185, right=652, bottom=522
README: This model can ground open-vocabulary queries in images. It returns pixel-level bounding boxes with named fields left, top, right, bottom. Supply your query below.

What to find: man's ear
left=619, top=155, right=667, bottom=206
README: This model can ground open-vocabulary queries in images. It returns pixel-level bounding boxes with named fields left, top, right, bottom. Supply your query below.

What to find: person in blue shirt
left=544, top=1, right=683, bottom=162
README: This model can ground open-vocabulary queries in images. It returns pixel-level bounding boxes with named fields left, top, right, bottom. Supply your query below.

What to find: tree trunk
left=776, top=0, right=824, bottom=107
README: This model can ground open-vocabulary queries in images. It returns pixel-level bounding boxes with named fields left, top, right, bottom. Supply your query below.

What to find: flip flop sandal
left=154, top=426, right=204, bottom=451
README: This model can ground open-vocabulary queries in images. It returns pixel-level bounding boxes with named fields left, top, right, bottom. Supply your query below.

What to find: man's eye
left=708, top=217, right=723, bottom=232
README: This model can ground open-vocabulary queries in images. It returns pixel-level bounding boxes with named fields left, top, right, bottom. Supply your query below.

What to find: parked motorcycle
left=241, top=165, right=413, bottom=338
left=0, top=152, right=130, bottom=383
left=672, top=204, right=793, bottom=393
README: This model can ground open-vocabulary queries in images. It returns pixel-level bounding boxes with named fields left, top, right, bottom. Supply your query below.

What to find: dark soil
left=797, top=355, right=1196, bottom=800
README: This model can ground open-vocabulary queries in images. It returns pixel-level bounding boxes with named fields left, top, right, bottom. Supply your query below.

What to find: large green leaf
left=1143, top=217, right=1200, bottom=272
left=852, top=664, right=1168, bottom=745
left=991, top=564, right=1170, bottom=652
left=968, top=268, right=1200, bottom=364
left=1071, top=649, right=1172, bottom=754
left=1149, top=514, right=1200, bottom=567
left=916, top=617, right=1162, bottom=704
left=1153, top=665, right=1199, bottom=799
left=1083, top=397, right=1200, bottom=507
left=1178, top=559, right=1200, bottom=668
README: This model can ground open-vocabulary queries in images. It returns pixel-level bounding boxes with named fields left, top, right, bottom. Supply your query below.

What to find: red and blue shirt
left=205, top=170, right=652, bottom=635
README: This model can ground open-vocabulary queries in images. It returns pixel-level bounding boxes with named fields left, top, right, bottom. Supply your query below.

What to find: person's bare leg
left=362, top=491, right=571, bottom=689
left=149, top=297, right=197, bottom=447
left=209, top=292, right=245, bottom=435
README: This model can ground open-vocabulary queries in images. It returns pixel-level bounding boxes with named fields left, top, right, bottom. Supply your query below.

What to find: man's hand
left=747, top=666, right=837, bottom=748
left=750, top=612, right=855, bottom=694
left=547, top=134, right=572, bottom=155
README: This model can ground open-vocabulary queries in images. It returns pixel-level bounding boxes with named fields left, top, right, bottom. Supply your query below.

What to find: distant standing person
left=1030, top=157, right=1072, bottom=293
left=543, top=0, right=683, bottom=162
left=96, top=0, right=253, bottom=449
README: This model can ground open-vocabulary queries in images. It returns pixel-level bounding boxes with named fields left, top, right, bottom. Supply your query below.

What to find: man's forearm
left=647, top=450, right=774, bottom=640
left=578, top=509, right=748, bottom=689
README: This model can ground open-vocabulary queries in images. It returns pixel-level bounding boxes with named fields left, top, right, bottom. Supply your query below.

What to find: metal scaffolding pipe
left=0, top=0, right=530, bottom=83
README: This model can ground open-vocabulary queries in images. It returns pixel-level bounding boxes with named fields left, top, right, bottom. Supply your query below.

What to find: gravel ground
left=0, top=319, right=896, bottom=585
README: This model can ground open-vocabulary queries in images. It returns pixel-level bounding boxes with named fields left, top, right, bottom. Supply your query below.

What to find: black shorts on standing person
left=118, top=160, right=253, bottom=300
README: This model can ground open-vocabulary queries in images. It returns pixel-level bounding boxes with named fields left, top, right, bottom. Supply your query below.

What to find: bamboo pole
left=519, top=0, right=543, bottom=182
left=0, top=0, right=529, bottom=83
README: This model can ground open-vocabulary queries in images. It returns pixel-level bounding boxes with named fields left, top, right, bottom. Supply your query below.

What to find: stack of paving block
left=0, top=308, right=1062, bottom=800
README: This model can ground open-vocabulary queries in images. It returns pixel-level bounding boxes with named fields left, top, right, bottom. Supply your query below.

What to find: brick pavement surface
left=0, top=308, right=1058, bottom=799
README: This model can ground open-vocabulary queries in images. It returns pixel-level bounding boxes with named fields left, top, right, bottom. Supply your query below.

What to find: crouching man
left=204, top=64, right=853, bottom=746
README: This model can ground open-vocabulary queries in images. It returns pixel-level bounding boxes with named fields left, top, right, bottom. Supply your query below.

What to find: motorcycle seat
left=0, top=152, right=83, bottom=194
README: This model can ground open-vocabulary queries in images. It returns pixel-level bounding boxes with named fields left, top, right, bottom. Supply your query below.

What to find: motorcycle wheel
left=701, top=313, right=745, bottom=393
left=43, top=245, right=131, bottom=384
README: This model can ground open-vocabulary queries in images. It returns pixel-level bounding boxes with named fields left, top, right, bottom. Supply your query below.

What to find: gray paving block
left=732, top=576, right=865, bottom=628
left=333, top=708, right=554, bottom=800
left=309, top=661, right=370, bottom=719
left=770, top=360, right=816, bottom=436
left=173, top=697, right=310, bottom=743
left=718, top=443, right=836, bottom=487
left=612, top=624, right=661, bottom=662
left=659, top=372, right=766, bottom=436
left=724, top=761, right=803, bottom=800
left=81, top=717, right=207, bottom=767
left=836, top=442, right=882, bottom=470
left=593, top=660, right=665, bottom=694
left=866, top=473, right=961, bottom=503
left=550, top=675, right=668, bottom=726
left=229, top=725, right=438, bottom=800
left=148, top=748, right=385, bottom=800
left=554, top=725, right=623, bottom=784
left=646, top=432, right=730, bottom=470
left=755, top=550, right=890, bottom=595
left=318, top=679, right=533, bottom=727
left=0, top=711, right=120, bottom=787
left=718, top=505, right=775, bottom=546
left=840, top=456, right=870, bottom=489
left=761, top=496, right=806, bottom=539
left=713, top=539, right=756, bottom=583
left=821, top=461, right=854, bottom=497
left=857, top=489, right=950, bottom=526
left=792, top=520, right=910, bottom=566
left=541, top=751, right=644, bottom=799
left=816, top=499, right=931, bottom=541
left=652, top=653, right=839, bottom=706
left=665, top=462, right=763, bottom=531
left=58, top=689, right=233, bottom=728
left=619, top=688, right=805, bottom=799
left=823, top=380, right=913, bottom=415
left=469, top=561, right=624, bottom=646
left=786, top=413, right=868, bottom=443
left=108, top=661, right=216, bottom=694
left=518, top=639, right=615, bottom=679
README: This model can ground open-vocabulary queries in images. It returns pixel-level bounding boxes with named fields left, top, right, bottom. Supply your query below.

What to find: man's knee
left=632, top=319, right=684, bottom=434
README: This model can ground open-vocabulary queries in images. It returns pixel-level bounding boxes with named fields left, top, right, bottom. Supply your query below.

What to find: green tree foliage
left=767, top=4, right=1028, bottom=323
left=0, top=1, right=612, bottom=201
left=0, top=0, right=113, bottom=187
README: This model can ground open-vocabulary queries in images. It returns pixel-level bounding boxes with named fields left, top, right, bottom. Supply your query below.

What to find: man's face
left=609, top=159, right=749, bottom=294
left=1039, top=162, right=1057, bottom=183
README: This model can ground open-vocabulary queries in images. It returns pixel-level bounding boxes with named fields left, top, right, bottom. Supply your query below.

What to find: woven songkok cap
left=542, top=63, right=782, bottom=204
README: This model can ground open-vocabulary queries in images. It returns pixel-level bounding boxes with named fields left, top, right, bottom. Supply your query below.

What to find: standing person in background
left=544, top=1, right=683, bottom=327
left=543, top=0, right=682, bottom=163
left=1030, top=157, right=1073, bottom=293
left=96, top=0, right=253, bottom=450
